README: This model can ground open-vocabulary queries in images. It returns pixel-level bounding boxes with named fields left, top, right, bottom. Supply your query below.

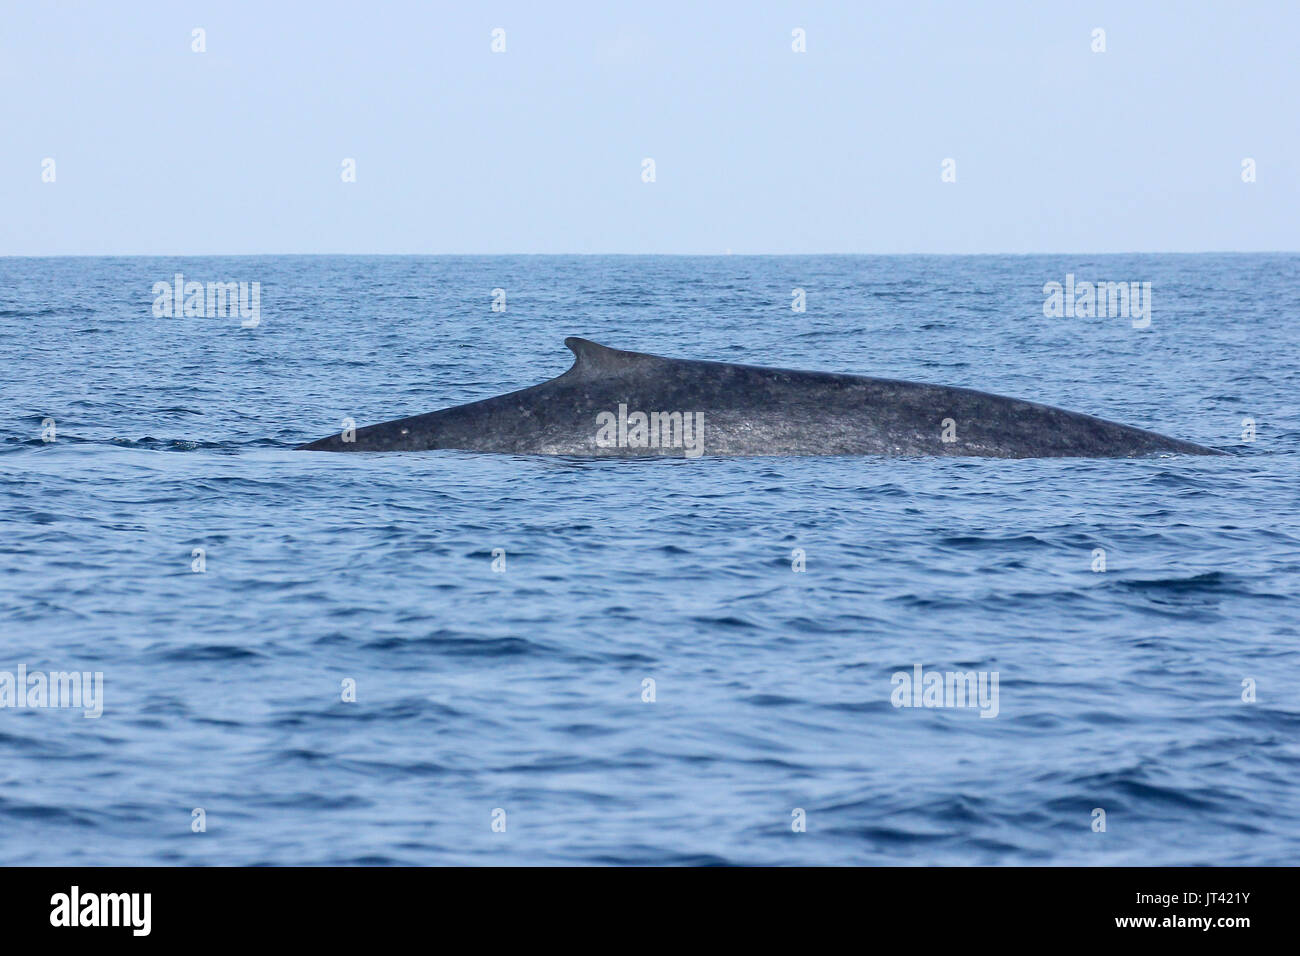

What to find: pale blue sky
left=2, top=1, right=1295, bottom=255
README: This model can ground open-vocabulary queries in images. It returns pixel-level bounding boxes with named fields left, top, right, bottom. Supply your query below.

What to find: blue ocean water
left=1, top=253, right=1297, bottom=866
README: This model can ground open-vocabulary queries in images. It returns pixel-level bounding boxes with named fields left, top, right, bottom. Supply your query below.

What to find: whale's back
left=297, top=337, right=1222, bottom=458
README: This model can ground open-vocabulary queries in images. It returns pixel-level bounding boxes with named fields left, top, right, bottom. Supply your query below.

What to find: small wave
left=1118, top=570, right=1240, bottom=594
left=149, top=644, right=264, bottom=662
left=360, top=633, right=544, bottom=657
left=1, top=434, right=298, bottom=452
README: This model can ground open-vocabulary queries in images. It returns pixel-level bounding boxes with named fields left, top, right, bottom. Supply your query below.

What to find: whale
left=296, top=337, right=1223, bottom=458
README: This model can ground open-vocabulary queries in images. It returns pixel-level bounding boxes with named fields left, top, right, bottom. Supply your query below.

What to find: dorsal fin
left=563, top=337, right=645, bottom=378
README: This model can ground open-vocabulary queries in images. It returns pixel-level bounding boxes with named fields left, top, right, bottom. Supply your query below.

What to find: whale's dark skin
left=296, top=337, right=1223, bottom=458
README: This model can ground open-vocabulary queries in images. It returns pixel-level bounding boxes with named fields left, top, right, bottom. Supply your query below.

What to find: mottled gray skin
left=297, top=337, right=1223, bottom=458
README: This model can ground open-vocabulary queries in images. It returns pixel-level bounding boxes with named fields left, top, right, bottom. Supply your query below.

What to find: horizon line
left=3, top=250, right=1298, bottom=260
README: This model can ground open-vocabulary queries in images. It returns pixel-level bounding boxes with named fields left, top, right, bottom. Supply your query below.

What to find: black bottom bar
left=0, top=866, right=1280, bottom=942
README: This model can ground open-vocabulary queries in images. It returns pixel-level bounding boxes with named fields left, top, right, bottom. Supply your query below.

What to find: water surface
left=1, top=254, right=1297, bottom=864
